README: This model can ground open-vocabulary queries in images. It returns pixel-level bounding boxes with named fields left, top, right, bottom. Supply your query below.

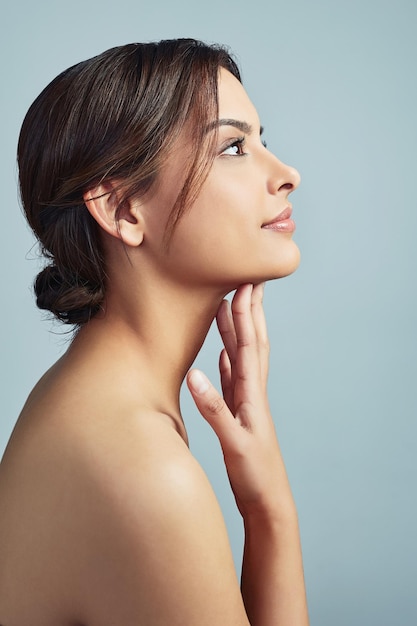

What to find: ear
left=83, top=181, right=144, bottom=247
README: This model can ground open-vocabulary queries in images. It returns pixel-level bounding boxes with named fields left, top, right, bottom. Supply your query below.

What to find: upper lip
left=262, top=206, right=292, bottom=227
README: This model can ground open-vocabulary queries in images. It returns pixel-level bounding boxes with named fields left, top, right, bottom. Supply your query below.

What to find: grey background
left=1, top=1, right=416, bottom=624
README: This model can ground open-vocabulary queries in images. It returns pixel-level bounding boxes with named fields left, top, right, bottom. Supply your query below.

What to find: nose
left=268, top=156, right=301, bottom=195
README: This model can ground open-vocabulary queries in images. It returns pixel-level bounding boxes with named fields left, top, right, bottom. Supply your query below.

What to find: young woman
left=0, top=39, right=309, bottom=625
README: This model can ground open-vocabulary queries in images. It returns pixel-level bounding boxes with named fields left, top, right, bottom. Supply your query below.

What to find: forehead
left=217, top=68, right=260, bottom=126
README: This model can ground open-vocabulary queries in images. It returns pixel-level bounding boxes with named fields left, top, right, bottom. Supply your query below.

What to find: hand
left=187, top=283, right=294, bottom=521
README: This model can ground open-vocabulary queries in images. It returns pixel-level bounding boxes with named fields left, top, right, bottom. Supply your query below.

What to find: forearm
left=241, top=507, right=309, bottom=626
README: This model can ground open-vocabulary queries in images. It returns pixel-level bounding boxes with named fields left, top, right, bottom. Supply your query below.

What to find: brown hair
left=18, top=39, right=240, bottom=325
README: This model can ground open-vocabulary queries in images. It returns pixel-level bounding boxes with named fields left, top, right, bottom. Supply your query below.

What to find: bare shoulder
left=73, top=411, right=249, bottom=625
left=2, top=386, right=248, bottom=625
left=0, top=363, right=249, bottom=625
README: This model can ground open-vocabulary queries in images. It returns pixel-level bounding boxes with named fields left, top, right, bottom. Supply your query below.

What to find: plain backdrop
left=1, top=1, right=416, bottom=624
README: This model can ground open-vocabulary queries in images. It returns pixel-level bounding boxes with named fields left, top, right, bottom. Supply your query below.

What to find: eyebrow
left=207, top=118, right=264, bottom=136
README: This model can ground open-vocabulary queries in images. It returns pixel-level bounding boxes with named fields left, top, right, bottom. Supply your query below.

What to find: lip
left=261, top=207, right=296, bottom=233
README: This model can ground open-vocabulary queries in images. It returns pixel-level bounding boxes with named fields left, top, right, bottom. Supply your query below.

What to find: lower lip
left=262, top=219, right=296, bottom=233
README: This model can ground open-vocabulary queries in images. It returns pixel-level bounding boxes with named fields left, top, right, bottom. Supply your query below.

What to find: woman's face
left=141, top=68, right=301, bottom=291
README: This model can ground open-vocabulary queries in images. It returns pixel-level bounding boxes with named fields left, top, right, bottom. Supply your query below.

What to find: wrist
left=242, top=497, right=299, bottom=533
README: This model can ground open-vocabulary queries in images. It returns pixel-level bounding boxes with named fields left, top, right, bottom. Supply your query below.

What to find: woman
left=0, top=39, right=309, bottom=625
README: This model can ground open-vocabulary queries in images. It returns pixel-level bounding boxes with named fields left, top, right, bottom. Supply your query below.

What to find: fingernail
left=189, top=370, right=209, bottom=394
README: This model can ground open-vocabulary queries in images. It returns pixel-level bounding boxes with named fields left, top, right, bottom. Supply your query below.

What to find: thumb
left=186, top=369, right=237, bottom=446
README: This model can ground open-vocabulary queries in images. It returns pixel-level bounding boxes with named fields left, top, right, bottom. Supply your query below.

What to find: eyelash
left=221, top=136, right=268, bottom=156
left=221, top=137, right=246, bottom=156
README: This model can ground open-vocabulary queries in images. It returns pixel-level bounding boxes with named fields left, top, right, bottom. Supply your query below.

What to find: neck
left=72, top=277, right=226, bottom=423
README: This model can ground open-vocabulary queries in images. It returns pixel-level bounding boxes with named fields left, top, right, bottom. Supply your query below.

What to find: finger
left=251, top=283, right=267, bottom=344
left=216, top=299, right=237, bottom=366
left=187, top=369, right=238, bottom=450
left=219, top=348, right=234, bottom=413
left=251, top=283, right=270, bottom=386
left=231, top=285, right=261, bottom=400
left=231, top=284, right=256, bottom=351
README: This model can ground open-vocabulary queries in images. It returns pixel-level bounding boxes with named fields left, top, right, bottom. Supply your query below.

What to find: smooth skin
left=0, top=69, right=309, bottom=625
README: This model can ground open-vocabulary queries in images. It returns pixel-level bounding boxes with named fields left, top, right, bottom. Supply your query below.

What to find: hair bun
left=35, top=264, right=104, bottom=325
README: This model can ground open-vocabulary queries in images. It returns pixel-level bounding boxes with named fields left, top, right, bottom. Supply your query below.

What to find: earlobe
left=83, top=182, right=144, bottom=247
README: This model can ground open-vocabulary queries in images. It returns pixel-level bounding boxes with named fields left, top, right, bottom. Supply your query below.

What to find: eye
left=221, top=137, right=246, bottom=156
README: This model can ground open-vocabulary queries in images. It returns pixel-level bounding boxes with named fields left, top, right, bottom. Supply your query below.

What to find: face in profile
left=139, top=68, right=301, bottom=292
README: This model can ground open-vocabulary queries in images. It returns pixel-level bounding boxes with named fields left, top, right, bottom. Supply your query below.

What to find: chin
left=283, top=246, right=301, bottom=276
left=266, top=243, right=301, bottom=281
left=237, top=255, right=301, bottom=288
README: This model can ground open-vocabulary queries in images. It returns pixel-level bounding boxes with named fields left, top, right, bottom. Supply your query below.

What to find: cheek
left=174, top=186, right=258, bottom=250
left=164, top=200, right=258, bottom=283
left=191, top=176, right=262, bottom=230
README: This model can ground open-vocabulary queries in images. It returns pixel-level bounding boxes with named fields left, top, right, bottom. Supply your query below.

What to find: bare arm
left=187, top=283, right=309, bottom=626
